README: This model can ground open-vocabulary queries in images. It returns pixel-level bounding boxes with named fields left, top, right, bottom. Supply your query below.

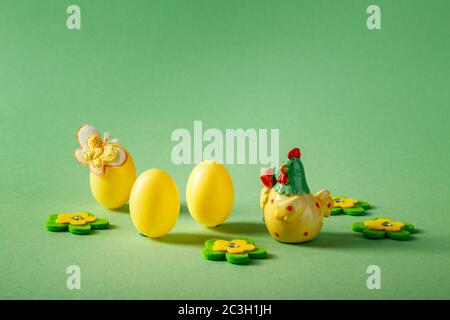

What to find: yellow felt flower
left=212, top=240, right=256, bottom=254
left=56, top=213, right=96, bottom=226
left=364, top=218, right=405, bottom=232
left=332, top=196, right=358, bottom=208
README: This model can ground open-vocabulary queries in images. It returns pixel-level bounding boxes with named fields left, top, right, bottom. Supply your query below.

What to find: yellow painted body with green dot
left=89, top=151, right=136, bottom=209
left=260, top=188, right=332, bottom=243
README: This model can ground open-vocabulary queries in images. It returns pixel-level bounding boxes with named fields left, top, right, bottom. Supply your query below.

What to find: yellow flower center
left=364, top=218, right=404, bottom=232
left=332, top=196, right=357, bottom=208
left=212, top=240, right=256, bottom=254
left=56, top=212, right=96, bottom=226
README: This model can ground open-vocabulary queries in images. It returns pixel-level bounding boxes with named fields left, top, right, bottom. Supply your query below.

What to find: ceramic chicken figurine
left=260, top=148, right=332, bottom=243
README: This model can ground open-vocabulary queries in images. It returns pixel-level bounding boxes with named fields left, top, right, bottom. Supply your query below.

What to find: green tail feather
left=289, top=158, right=310, bottom=194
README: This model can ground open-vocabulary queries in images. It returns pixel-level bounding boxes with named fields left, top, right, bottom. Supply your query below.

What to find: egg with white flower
left=75, top=124, right=136, bottom=209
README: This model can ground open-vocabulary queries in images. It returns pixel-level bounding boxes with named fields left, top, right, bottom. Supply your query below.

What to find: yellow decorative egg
left=89, top=152, right=136, bottom=209
left=186, top=160, right=234, bottom=227
left=129, top=169, right=180, bottom=238
left=75, top=124, right=136, bottom=209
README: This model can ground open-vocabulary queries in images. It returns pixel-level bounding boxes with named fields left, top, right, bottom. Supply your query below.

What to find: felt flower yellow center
left=364, top=218, right=405, bottom=232
left=212, top=240, right=256, bottom=254
left=56, top=213, right=96, bottom=226
left=332, top=196, right=358, bottom=208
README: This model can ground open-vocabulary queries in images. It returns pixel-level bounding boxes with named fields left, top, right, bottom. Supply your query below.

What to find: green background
left=1, top=0, right=449, bottom=299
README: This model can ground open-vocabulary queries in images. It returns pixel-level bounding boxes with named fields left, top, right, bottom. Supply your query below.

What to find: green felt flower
left=46, top=212, right=109, bottom=235
left=202, top=238, right=267, bottom=264
left=352, top=217, right=415, bottom=240
left=331, top=195, right=370, bottom=216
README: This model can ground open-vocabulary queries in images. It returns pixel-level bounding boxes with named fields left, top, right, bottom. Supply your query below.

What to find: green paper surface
left=0, top=0, right=449, bottom=299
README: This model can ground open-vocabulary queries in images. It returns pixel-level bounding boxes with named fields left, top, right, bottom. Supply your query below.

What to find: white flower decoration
left=74, top=124, right=127, bottom=175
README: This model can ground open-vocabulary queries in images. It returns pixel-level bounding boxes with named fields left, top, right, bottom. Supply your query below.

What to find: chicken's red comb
left=287, top=148, right=301, bottom=159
